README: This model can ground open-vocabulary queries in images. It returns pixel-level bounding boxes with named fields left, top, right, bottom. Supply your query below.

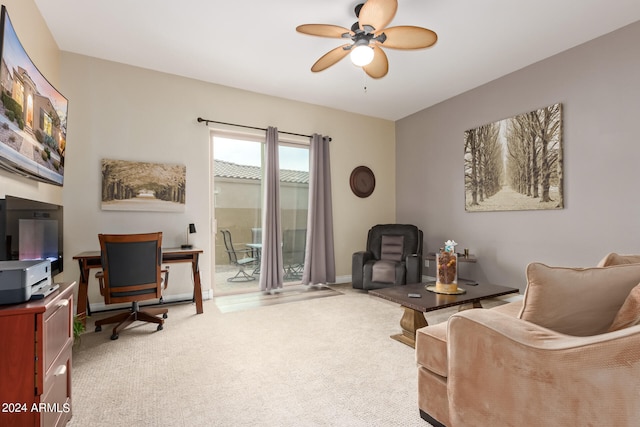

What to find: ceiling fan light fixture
left=297, top=0, right=437, bottom=78
left=350, top=44, right=374, bottom=66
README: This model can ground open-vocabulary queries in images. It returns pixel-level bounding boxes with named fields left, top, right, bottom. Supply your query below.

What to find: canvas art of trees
left=101, top=159, right=186, bottom=212
left=464, top=103, right=563, bottom=212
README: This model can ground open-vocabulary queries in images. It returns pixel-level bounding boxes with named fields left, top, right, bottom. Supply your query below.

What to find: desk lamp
left=181, top=223, right=196, bottom=249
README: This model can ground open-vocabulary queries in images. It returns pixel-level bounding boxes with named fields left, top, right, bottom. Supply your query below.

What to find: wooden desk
left=73, top=247, right=204, bottom=324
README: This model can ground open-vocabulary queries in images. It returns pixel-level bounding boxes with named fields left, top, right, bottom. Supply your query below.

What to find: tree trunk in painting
left=465, top=103, right=563, bottom=212
left=101, top=159, right=186, bottom=204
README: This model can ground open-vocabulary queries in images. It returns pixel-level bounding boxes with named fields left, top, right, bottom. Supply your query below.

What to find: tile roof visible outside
left=214, top=160, right=308, bottom=184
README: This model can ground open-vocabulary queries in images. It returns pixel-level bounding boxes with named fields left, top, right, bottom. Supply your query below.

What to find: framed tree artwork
left=464, top=103, right=563, bottom=212
left=101, top=159, right=186, bottom=212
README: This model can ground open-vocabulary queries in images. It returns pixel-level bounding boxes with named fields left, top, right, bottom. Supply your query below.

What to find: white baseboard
left=334, top=275, right=351, bottom=284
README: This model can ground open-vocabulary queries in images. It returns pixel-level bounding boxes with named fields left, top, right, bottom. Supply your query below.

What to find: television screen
left=18, top=218, right=58, bottom=263
left=0, top=195, right=63, bottom=275
left=0, top=5, right=67, bottom=186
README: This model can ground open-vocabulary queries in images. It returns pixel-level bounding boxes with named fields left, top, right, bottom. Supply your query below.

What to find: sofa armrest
left=447, top=309, right=640, bottom=427
left=405, top=254, right=422, bottom=284
left=352, top=251, right=373, bottom=289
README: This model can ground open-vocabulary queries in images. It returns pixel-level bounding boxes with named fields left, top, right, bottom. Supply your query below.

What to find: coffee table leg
left=458, top=301, right=483, bottom=311
left=391, top=307, right=429, bottom=348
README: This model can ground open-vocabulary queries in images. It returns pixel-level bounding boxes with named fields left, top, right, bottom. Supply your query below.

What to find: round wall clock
left=350, top=166, right=376, bottom=198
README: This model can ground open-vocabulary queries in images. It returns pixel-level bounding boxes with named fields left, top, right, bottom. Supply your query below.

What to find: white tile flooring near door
left=214, top=264, right=303, bottom=295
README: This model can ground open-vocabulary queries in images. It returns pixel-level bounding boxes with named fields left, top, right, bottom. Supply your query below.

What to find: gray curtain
left=302, top=134, right=336, bottom=285
left=259, top=127, right=284, bottom=291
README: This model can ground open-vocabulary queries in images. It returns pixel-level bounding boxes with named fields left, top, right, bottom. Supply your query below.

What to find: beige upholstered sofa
left=416, top=254, right=640, bottom=427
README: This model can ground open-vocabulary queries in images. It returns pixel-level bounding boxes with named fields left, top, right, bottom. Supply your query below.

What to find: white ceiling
left=34, top=0, right=640, bottom=121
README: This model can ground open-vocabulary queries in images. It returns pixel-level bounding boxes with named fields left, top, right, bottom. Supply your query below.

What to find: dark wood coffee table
left=369, top=281, right=519, bottom=347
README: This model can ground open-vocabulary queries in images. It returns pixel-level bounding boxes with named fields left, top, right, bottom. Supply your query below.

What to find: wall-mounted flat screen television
left=0, top=5, right=67, bottom=186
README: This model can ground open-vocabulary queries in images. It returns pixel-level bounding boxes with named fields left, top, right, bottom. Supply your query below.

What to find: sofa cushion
left=597, top=253, right=640, bottom=267
left=519, top=263, right=640, bottom=336
left=416, top=300, right=522, bottom=378
left=416, top=321, right=448, bottom=377
left=380, top=235, right=404, bottom=262
left=371, top=260, right=397, bottom=283
left=608, top=283, right=640, bottom=332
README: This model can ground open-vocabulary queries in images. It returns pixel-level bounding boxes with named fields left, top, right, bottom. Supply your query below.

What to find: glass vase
left=436, top=250, right=458, bottom=286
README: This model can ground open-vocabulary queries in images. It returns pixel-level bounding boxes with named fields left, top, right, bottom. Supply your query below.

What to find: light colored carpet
left=214, top=285, right=343, bottom=313
left=70, top=284, right=506, bottom=426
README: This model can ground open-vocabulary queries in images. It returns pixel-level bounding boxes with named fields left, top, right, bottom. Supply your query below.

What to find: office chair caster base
left=110, top=333, right=119, bottom=340
left=95, top=325, right=102, bottom=332
left=157, top=324, right=163, bottom=331
left=163, top=313, right=168, bottom=319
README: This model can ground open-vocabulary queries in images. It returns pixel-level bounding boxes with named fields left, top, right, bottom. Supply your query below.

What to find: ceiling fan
left=296, top=0, right=437, bottom=79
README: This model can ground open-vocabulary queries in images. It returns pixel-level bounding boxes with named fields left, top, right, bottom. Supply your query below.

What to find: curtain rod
left=196, top=117, right=331, bottom=141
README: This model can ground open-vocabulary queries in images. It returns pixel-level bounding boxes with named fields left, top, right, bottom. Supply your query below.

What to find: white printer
left=0, top=260, right=52, bottom=305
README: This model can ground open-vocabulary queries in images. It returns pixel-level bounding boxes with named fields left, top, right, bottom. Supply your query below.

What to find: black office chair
left=220, top=229, right=257, bottom=282
left=94, top=232, right=169, bottom=340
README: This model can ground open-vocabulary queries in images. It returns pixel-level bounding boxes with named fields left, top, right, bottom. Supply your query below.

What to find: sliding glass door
left=278, top=144, right=309, bottom=283
left=212, top=133, right=309, bottom=295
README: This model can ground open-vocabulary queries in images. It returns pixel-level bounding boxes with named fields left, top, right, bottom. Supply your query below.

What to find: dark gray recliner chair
left=352, top=224, right=423, bottom=290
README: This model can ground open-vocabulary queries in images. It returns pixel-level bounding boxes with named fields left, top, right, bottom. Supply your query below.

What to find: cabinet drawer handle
left=54, top=365, right=67, bottom=376
left=57, top=299, right=69, bottom=307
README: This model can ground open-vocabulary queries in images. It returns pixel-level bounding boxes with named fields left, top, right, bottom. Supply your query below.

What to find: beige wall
left=58, top=52, right=395, bottom=302
left=0, top=0, right=63, bottom=211
left=396, top=21, right=640, bottom=291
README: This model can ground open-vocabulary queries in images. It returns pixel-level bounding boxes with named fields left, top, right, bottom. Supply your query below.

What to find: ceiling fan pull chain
left=363, top=75, right=368, bottom=93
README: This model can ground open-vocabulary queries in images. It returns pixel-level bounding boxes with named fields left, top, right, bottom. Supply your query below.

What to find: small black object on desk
left=181, top=223, right=197, bottom=249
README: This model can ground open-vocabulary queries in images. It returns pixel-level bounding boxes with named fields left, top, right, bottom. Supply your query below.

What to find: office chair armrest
left=95, top=271, right=105, bottom=296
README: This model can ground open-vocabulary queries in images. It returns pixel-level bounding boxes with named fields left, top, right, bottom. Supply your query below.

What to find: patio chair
left=283, top=229, right=306, bottom=280
left=220, top=229, right=257, bottom=282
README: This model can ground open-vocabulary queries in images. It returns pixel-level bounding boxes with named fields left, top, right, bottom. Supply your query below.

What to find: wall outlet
left=424, top=259, right=429, bottom=268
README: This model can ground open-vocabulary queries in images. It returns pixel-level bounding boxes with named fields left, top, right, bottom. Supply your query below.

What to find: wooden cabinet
left=0, top=282, right=74, bottom=427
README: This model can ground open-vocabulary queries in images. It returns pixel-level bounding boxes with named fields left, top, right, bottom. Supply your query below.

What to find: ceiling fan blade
left=363, top=45, right=389, bottom=79
left=379, top=26, right=438, bottom=49
left=296, top=24, right=352, bottom=38
left=359, top=0, right=397, bottom=32
left=311, top=44, right=351, bottom=72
